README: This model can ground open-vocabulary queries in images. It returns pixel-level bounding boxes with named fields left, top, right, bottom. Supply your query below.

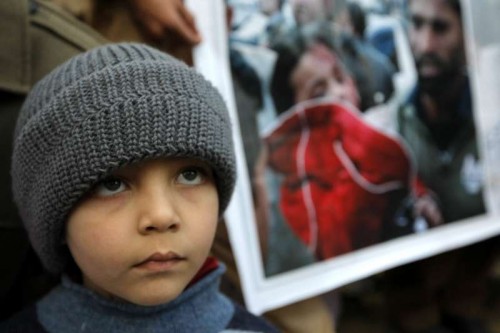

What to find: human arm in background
left=413, top=177, right=444, bottom=227
left=128, top=0, right=201, bottom=46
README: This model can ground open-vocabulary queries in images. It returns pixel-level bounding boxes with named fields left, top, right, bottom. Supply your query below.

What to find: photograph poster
left=188, top=0, right=500, bottom=314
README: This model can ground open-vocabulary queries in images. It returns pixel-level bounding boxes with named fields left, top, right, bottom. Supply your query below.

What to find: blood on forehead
left=308, top=43, right=339, bottom=64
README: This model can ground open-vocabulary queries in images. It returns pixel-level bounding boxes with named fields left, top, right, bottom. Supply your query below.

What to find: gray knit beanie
left=11, top=43, right=236, bottom=274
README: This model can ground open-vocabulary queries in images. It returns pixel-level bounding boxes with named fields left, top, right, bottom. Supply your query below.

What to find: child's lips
left=134, top=251, right=186, bottom=272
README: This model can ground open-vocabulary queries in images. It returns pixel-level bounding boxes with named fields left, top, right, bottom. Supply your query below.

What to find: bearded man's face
left=408, top=0, right=465, bottom=94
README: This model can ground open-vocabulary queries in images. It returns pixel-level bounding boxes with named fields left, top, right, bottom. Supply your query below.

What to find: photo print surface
left=188, top=0, right=500, bottom=314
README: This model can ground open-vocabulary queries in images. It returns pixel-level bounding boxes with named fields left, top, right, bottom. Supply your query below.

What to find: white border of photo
left=187, top=0, right=500, bottom=315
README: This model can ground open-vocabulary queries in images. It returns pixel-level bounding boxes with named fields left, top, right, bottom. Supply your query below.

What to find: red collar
left=186, top=256, right=219, bottom=288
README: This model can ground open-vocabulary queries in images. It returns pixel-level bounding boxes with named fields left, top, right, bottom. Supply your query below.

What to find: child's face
left=291, top=43, right=360, bottom=108
left=65, top=157, right=219, bottom=306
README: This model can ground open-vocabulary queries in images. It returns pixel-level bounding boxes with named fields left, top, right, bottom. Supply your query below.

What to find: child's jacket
left=264, top=101, right=412, bottom=260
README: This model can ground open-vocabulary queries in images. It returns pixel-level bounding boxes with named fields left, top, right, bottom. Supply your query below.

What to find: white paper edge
left=186, top=0, right=267, bottom=311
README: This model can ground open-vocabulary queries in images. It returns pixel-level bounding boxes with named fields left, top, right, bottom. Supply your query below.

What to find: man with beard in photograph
left=397, top=0, right=483, bottom=226
left=384, top=1, right=497, bottom=333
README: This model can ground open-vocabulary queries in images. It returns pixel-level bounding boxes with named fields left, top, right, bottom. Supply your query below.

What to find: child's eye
left=94, top=177, right=127, bottom=197
left=177, top=168, right=205, bottom=185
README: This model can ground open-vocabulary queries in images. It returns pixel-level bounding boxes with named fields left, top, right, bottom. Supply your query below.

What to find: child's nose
left=138, top=188, right=180, bottom=234
left=327, top=80, right=349, bottom=103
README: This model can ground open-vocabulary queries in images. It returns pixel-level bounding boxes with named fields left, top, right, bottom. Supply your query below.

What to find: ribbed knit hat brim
left=11, top=43, right=236, bottom=274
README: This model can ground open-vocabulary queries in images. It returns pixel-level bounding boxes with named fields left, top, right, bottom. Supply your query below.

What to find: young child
left=1, top=43, right=278, bottom=333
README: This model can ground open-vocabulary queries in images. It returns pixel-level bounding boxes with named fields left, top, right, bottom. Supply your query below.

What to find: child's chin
left=122, top=290, right=182, bottom=306
left=125, top=291, right=182, bottom=307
